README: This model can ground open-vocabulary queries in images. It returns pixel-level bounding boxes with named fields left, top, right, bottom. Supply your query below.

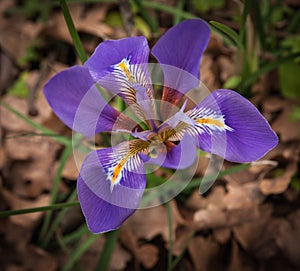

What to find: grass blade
left=41, top=189, right=78, bottom=247
left=59, top=0, right=88, bottom=63
left=1, top=102, right=71, bottom=146
left=240, top=51, right=300, bottom=89
left=132, top=0, right=158, bottom=33
left=166, top=201, right=173, bottom=271
left=61, top=233, right=99, bottom=271
left=0, top=201, right=79, bottom=218
left=38, top=144, right=73, bottom=245
left=210, top=20, right=244, bottom=50
left=95, top=230, right=120, bottom=271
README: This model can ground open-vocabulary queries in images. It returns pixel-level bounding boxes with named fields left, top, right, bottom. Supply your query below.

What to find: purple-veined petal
left=186, top=89, right=278, bottom=163
left=85, top=36, right=150, bottom=81
left=152, top=19, right=210, bottom=108
left=85, top=37, right=156, bottom=124
left=43, top=66, right=136, bottom=138
left=85, top=37, right=153, bottom=99
left=77, top=140, right=149, bottom=233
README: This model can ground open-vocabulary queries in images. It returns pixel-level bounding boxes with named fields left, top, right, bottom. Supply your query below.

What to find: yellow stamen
left=110, top=140, right=150, bottom=187
left=196, top=118, right=225, bottom=128
left=119, top=61, right=134, bottom=82
left=112, top=159, right=126, bottom=184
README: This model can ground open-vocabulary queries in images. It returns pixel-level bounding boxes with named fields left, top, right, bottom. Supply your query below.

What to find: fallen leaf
left=2, top=189, right=50, bottom=229
left=172, top=227, right=195, bottom=256
left=276, top=210, right=300, bottom=267
left=128, top=200, right=184, bottom=242
left=217, top=55, right=235, bottom=83
left=23, top=245, right=58, bottom=271
left=200, top=54, right=220, bottom=91
left=188, top=236, right=220, bottom=271
left=136, top=244, right=159, bottom=269
left=272, top=100, right=300, bottom=142
left=227, top=240, right=256, bottom=271
left=213, top=228, right=231, bottom=244
left=259, top=156, right=298, bottom=195
left=233, top=205, right=282, bottom=260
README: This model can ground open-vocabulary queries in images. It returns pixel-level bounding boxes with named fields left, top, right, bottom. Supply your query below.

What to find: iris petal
left=77, top=141, right=148, bottom=233
left=186, top=89, right=278, bottom=162
left=43, top=66, right=132, bottom=138
left=85, top=36, right=155, bottom=122
left=152, top=19, right=210, bottom=110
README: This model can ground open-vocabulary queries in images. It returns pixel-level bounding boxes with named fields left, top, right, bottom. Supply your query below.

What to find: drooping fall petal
left=186, top=89, right=278, bottom=162
left=43, top=66, right=135, bottom=138
left=77, top=141, right=148, bottom=233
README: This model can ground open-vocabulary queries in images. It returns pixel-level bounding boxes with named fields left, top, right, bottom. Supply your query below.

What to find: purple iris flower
left=44, top=19, right=278, bottom=234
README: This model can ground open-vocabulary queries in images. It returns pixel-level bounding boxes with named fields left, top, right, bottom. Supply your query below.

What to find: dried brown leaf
left=172, top=227, right=194, bottom=256
left=213, top=228, right=231, bottom=244
left=23, top=245, right=58, bottom=271
left=227, top=240, right=256, bottom=271
left=276, top=210, right=300, bottom=267
left=128, top=200, right=183, bottom=242
left=200, top=54, right=220, bottom=91
left=259, top=158, right=298, bottom=195
left=272, top=100, right=300, bottom=142
left=233, top=205, right=283, bottom=260
left=2, top=189, right=50, bottom=229
left=188, top=236, right=220, bottom=271
left=136, top=244, right=159, bottom=269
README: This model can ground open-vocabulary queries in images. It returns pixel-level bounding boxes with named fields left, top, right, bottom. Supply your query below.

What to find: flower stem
left=59, top=0, right=88, bottom=64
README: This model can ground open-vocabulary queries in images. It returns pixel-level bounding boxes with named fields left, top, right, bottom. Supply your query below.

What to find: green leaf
left=279, top=60, right=300, bottom=99
left=1, top=102, right=71, bottom=146
left=210, top=20, right=244, bottom=50
left=59, top=0, right=87, bottom=64
left=192, top=0, right=225, bottom=13
left=105, top=11, right=123, bottom=27
left=134, top=16, right=151, bottom=38
left=223, top=75, right=242, bottom=89
left=95, top=230, right=120, bottom=271
left=61, top=233, right=99, bottom=271
left=7, top=72, right=29, bottom=98
left=0, top=201, right=79, bottom=218
left=290, top=106, right=300, bottom=122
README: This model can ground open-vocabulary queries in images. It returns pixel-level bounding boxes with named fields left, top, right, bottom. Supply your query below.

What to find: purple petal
left=85, top=36, right=150, bottom=80
left=77, top=143, right=146, bottom=233
left=85, top=37, right=155, bottom=122
left=43, top=66, right=135, bottom=138
left=152, top=19, right=210, bottom=106
left=85, top=37, right=152, bottom=95
left=189, top=89, right=278, bottom=163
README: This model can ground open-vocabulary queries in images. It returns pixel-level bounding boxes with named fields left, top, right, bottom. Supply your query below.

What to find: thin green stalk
left=132, top=0, right=158, bottom=33
left=41, top=189, right=78, bottom=247
left=173, top=0, right=185, bottom=25
left=143, top=1, right=196, bottom=20
left=170, top=230, right=196, bottom=270
left=38, top=144, right=73, bottom=245
left=61, top=233, right=99, bottom=271
left=95, top=230, right=120, bottom=271
left=59, top=0, right=88, bottom=63
left=1, top=102, right=71, bottom=146
left=166, top=201, right=173, bottom=271
left=240, top=51, right=300, bottom=89
left=62, top=224, right=89, bottom=245
left=0, top=201, right=79, bottom=218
